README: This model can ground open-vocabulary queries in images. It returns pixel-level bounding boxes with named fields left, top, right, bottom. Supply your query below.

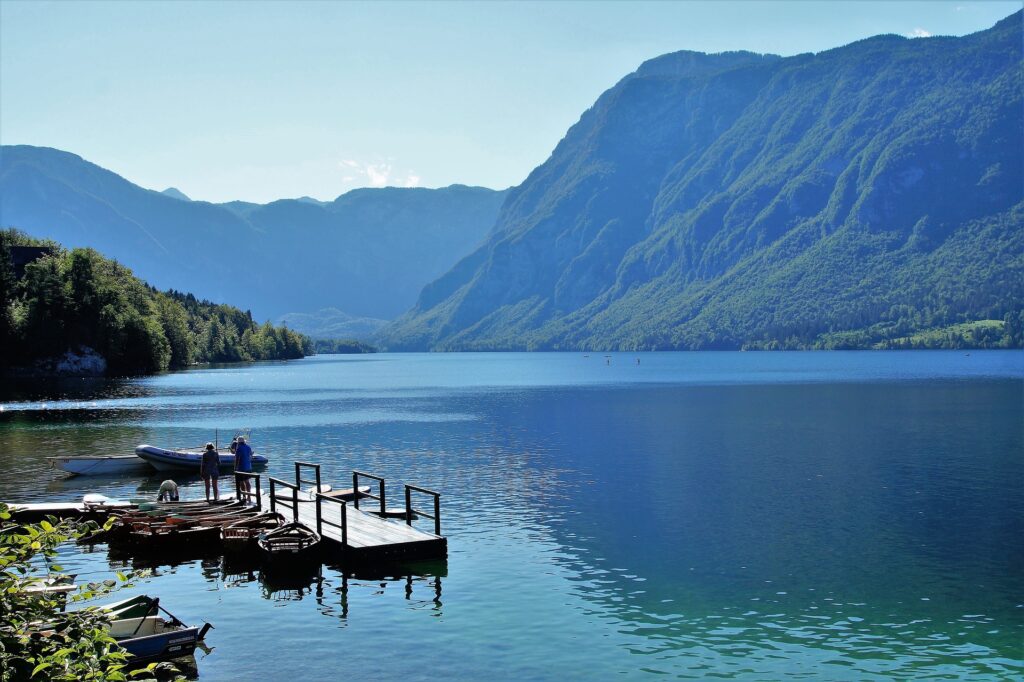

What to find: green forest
left=0, top=230, right=312, bottom=375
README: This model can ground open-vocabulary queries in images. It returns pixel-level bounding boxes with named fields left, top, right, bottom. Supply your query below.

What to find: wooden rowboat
left=257, top=522, right=321, bottom=564
left=84, top=501, right=248, bottom=544
left=223, top=511, right=285, bottom=552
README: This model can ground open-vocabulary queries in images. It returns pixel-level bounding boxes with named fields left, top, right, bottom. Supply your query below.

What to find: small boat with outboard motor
left=51, top=596, right=212, bottom=664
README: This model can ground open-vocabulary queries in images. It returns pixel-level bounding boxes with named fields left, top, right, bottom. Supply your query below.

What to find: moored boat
left=222, top=511, right=285, bottom=552
left=82, top=501, right=247, bottom=544
left=128, top=523, right=222, bottom=549
left=257, top=522, right=321, bottom=564
left=47, top=455, right=155, bottom=476
left=126, top=507, right=264, bottom=548
left=135, top=444, right=268, bottom=472
left=104, top=597, right=211, bottom=664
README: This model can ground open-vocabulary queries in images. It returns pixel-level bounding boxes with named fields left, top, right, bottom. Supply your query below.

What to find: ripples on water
left=1, top=352, right=1022, bottom=680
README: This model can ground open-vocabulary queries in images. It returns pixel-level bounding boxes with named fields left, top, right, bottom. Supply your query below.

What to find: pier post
left=341, top=500, right=348, bottom=546
left=434, top=495, right=441, bottom=536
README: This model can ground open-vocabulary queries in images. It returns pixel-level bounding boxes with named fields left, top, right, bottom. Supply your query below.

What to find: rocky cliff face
left=383, top=12, right=1023, bottom=350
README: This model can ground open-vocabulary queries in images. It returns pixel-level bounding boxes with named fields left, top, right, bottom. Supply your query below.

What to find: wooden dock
left=7, top=460, right=448, bottom=566
left=263, top=463, right=447, bottom=563
left=297, top=500, right=445, bottom=562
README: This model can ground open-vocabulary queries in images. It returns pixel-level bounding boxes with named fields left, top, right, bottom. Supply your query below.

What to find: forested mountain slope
left=383, top=12, right=1023, bottom=350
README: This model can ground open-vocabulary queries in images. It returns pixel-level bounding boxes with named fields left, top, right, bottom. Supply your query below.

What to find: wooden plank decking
left=276, top=493, right=447, bottom=562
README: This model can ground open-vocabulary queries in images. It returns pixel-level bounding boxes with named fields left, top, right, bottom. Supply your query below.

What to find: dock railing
left=352, top=470, right=386, bottom=515
left=405, top=484, right=441, bottom=536
left=235, top=472, right=262, bottom=509
left=295, top=461, right=322, bottom=492
left=269, top=477, right=299, bottom=523
left=314, top=493, right=348, bottom=546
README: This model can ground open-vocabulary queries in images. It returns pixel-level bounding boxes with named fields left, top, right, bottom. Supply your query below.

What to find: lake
left=1, top=351, right=1022, bottom=680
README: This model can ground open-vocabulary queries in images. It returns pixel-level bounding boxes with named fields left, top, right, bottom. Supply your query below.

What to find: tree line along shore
left=0, top=229, right=313, bottom=376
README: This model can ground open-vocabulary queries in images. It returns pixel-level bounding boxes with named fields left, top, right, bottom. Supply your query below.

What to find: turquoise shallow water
left=1, top=351, right=1022, bottom=680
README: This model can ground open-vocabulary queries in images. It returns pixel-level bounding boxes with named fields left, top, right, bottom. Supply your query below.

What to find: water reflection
left=3, top=353, right=1022, bottom=680
left=488, top=381, right=1024, bottom=678
left=105, top=541, right=447, bottom=618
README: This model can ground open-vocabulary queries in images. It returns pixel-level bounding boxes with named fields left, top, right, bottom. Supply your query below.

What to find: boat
left=82, top=501, right=247, bottom=544
left=222, top=511, right=285, bottom=552
left=257, top=522, right=321, bottom=564
left=128, top=523, right=222, bottom=550
left=99, top=594, right=160, bottom=620
left=134, top=444, right=268, bottom=472
left=105, top=597, right=211, bottom=664
left=126, top=507, right=264, bottom=549
left=319, top=485, right=369, bottom=502
left=47, top=455, right=155, bottom=476
left=24, top=574, right=78, bottom=602
left=31, top=595, right=209, bottom=665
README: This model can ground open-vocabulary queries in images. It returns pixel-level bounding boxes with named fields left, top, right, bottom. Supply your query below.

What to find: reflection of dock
left=266, top=462, right=447, bottom=563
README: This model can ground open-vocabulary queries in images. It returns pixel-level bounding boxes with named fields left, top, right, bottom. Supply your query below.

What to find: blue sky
left=1, top=1, right=1018, bottom=203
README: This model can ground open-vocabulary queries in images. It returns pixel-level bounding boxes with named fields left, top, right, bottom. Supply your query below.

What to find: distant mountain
left=277, top=307, right=387, bottom=340
left=0, top=146, right=507, bottom=321
left=161, top=187, right=191, bottom=201
left=294, top=196, right=328, bottom=207
left=382, top=12, right=1023, bottom=350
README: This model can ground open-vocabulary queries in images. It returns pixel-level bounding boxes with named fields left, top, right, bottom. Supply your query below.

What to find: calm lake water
left=1, top=351, right=1022, bottom=680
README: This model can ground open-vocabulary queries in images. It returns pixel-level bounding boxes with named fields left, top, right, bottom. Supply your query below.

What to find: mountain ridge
left=0, top=145, right=508, bottom=321
left=381, top=11, right=1023, bottom=350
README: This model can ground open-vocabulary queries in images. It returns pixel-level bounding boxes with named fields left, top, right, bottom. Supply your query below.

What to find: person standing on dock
left=234, top=435, right=253, bottom=500
left=200, top=442, right=220, bottom=501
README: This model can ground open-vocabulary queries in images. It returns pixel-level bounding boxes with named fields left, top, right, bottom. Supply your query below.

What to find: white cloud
left=365, top=163, right=391, bottom=187
left=910, top=28, right=932, bottom=38
left=337, top=157, right=420, bottom=188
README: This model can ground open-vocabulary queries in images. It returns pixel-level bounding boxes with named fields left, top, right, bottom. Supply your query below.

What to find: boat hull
left=48, top=456, right=154, bottom=476
left=257, top=523, right=321, bottom=566
left=117, top=623, right=202, bottom=663
left=134, top=445, right=268, bottom=472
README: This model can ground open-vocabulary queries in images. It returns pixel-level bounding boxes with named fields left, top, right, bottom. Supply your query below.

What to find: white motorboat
left=48, top=455, right=155, bottom=476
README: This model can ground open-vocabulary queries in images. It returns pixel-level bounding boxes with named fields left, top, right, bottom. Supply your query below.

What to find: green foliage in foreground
left=0, top=504, right=176, bottom=682
left=0, top=230, right=313, bottom=374
left=311, top=338, right=376, bottom=354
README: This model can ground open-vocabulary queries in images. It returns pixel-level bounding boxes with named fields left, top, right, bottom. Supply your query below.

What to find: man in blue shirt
left=234, top=436, right=253, bottom=501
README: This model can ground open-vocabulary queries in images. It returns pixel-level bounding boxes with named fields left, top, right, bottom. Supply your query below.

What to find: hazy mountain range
left=383, top=11, right=1023, bottom=350
left=0, top=145, right=507, bottom=326
left=2, top=12, right=1021, bottom=350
